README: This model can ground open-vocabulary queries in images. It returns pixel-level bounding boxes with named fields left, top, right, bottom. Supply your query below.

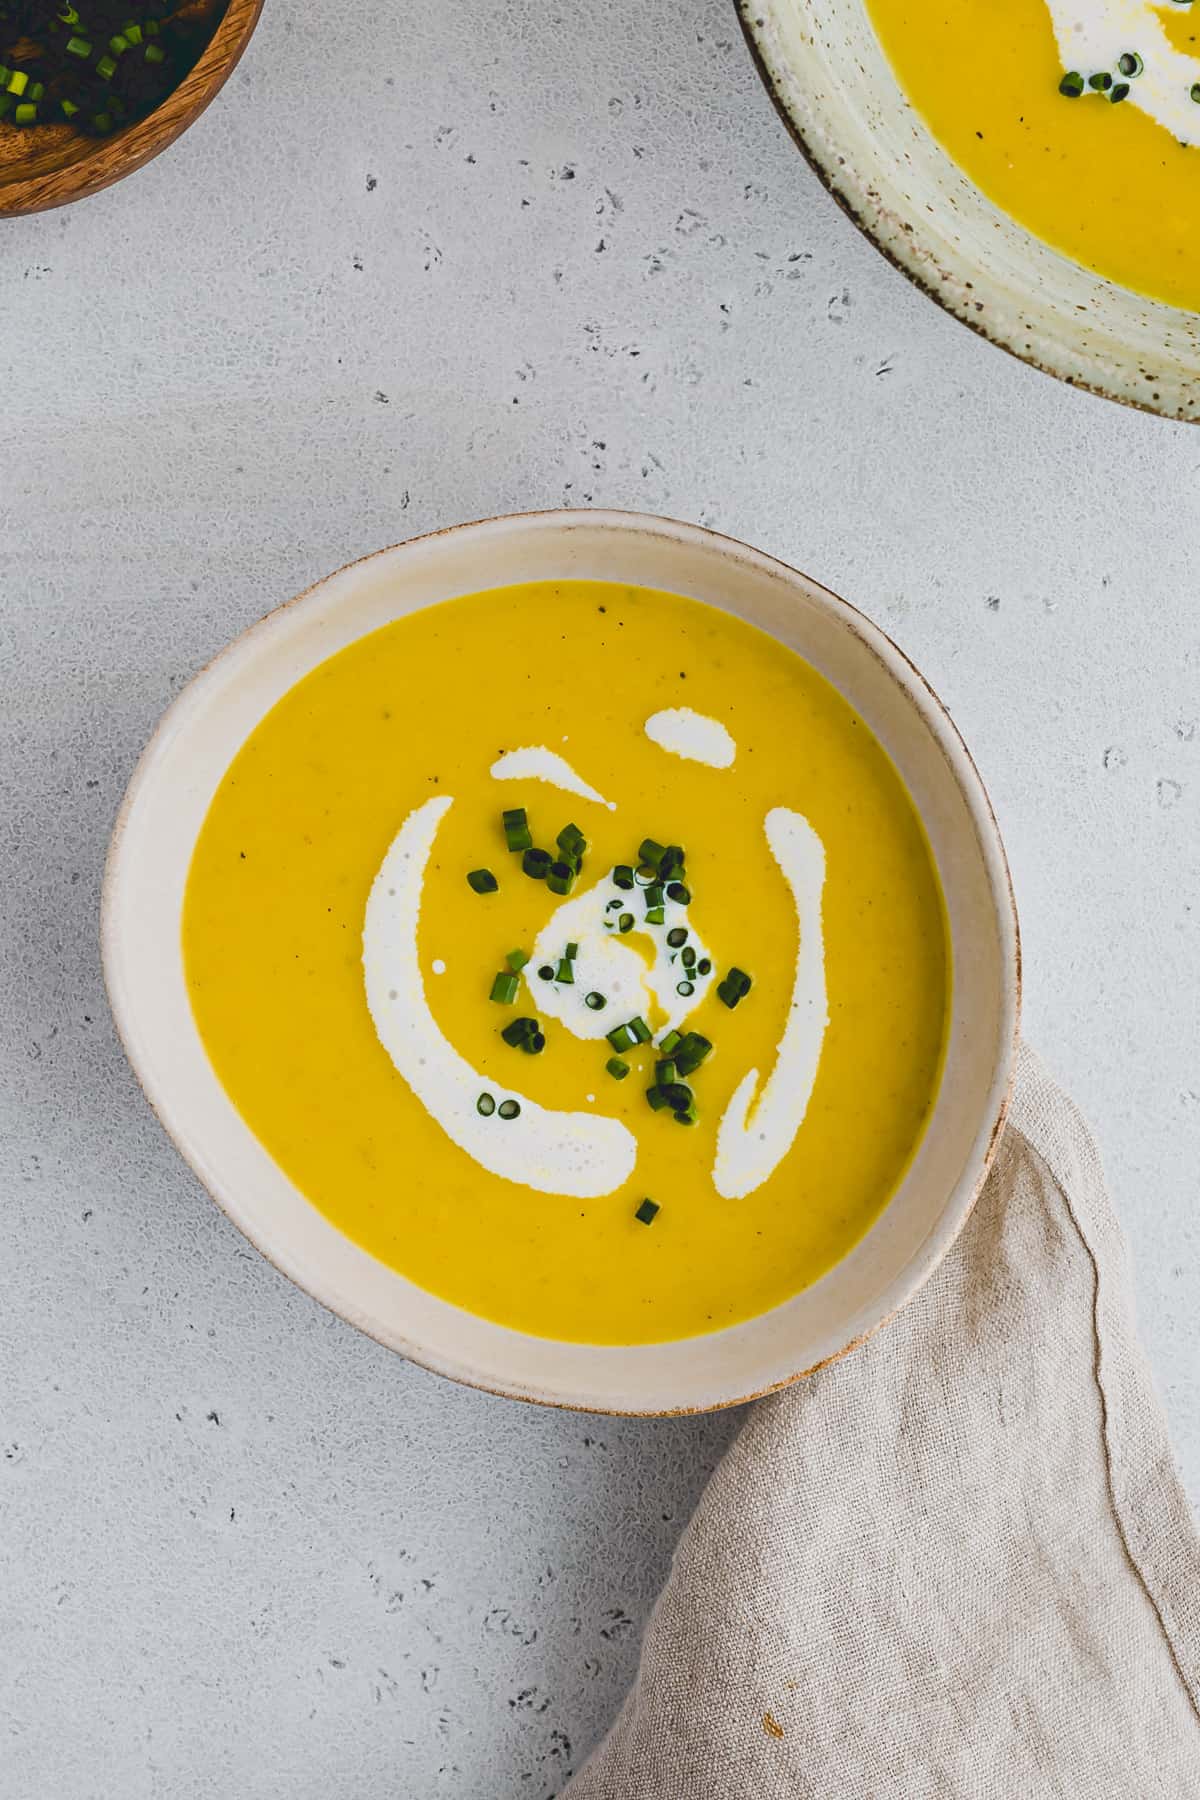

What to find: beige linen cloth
left=567, top=1047, right=1200, bottom=1797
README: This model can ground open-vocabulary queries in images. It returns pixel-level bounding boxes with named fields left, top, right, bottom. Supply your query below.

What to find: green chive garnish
left=676, top=980, right=694, bottom=997
left=646, top=1086, right=673, bottom=1111
left=606, top=1056, right=630, bottom=1080
left=666, top=882, right=691, bottom=904
left=1191, top=81, right=1200, bottom=102
left=655, top=1059, right=679, bottom=1086
left=501, top=1017, right=538, bottom=1047
left=565, top=942, right=579, bottom=960
left=606, top=899, right=623, bottom=912
left=526, top=1031, right=546, bottom=1054
left=522, top=848, right=551, bottom=880
left=675, top=1033, right=712, bottom=1075
left=6, top=68, right=27, bottom=93
left=143, top=42, right=165, bottom=63
left=503, top=807, right=532, bottom=853
left=644, top=884, right=665, bottom=909
left=491, top=971, right=520, bottom=1004
left=546, top=862, right=576, bottom=895
left=613, top=865, right=635, bottom=890
left=96, top=53, right=117, bottom=78
left=680, top=945, right=696, bottom=968
left=13, top=101, right=36, bottom=122
left=660, top=1082, right=693, bottom=1111
left=638, top=838, right=666, bottom=869
left=477, top=1092, right=496, bottom=1116
left=1088, top=70, right=1112, bottom=91
left=674, top=1103, right=698, bottom=1126
left=124, top=22, right=143, bottom=43
left=554, top=957, right=574, bottom=984
left=585, top=992, right=606, bottom=1010
left=659, top=845, right=685, bottom=877
left=717, top=968, right=752, bottom=1008
left=1117, top=51, right=1142, bottom=77
left=659, top=1029, right=683, bottom=1056
left=498, top=1099, right=521, bottom=1120
left=537, top=964, right=554, bottom=980
left=557, top=823, right=587, bottom=859
left=618, top=913, right=634, bottom=933
left=666, top=927, right=688, bottom=948
left=697, top=957, right=711, bottom=975
left=644, top=907, right=665, bottom=926
left=1110, top=81, right=1130, bottom=102
left=1058, top=70, right=1084, bottom=97
left=109, top=33, right=130, bottom=53
left=467, top=868, right=498, bottom=894
left=628, top=1016, right=652, bottom=1044
left=507, top=948, right=530, bottom=972
left=607, top=1024, right=634, bottom=1054
left=634, top=863, right=658, bottom=885
left=634, top=1198, right=659, bottom=1224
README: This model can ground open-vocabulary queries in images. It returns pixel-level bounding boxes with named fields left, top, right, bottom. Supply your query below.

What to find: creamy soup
left=183, top=580, right=949, bottom=1345
left=867, top=0, right=1200, bottom=310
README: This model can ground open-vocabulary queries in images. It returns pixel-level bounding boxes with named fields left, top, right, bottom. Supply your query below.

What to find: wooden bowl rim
left=0, top=0, right=264, bottom=217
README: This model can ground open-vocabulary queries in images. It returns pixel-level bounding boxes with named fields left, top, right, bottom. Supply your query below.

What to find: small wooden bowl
left=0, top=0, right=263, bottom=218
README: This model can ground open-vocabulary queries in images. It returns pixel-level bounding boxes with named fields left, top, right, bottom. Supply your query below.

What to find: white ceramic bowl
left=103, top=511, right=1020, bottom=1413
left=737, top=0, right=1200, bottom=420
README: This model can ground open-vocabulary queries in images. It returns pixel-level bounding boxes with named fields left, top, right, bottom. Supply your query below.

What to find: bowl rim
left=0, top=0, right=264, bottom=217
left=733, top=0, right=1179, bottom=422
left=102, top=508, right=1022, bottom=1414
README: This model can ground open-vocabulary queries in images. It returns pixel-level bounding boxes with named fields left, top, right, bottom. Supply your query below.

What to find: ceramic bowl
left=102, top=511, right=1020, bottom=1414
left=0, top=0, right=262, bottom=218
left=736, top=0, right=1200, bottom=421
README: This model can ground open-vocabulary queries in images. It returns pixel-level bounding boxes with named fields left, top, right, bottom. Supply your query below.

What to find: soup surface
left=183, top=580, right=949, bottom=1345
left=866, top=0, right=1200, bottom=310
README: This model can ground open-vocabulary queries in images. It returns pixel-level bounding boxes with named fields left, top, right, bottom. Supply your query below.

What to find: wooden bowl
left=0, top=0, right=263, bottom=218
left=736, top=0, right=1200, bottom=421
left=102, top=511, right=1020, bottom=1414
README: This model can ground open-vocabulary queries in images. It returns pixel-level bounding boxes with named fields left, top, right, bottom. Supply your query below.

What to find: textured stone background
left=2, top=2, right=1198, bottom=1794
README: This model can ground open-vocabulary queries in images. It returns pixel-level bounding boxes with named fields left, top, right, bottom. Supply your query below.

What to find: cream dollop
left=1047, top=0, right=1200, bottom=145
left=713, top=808, right=828, bottom=1200
left=644, top=707, right=736, bottom=768
left=489, top=747, right=614, bottom=810
left=362, top=796, right=635, bottom=1198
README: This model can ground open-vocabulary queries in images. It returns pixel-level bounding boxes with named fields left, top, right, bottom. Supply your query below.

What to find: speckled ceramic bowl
left=102, top=511, right=1020, bottom=1414
left=736, top=0, right=1200, bottom=420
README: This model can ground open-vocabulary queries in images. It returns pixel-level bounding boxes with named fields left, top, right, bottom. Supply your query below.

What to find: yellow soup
left=183, top=581, right=949, bottom=1345
left=866, top=0, right=1200, bottom=310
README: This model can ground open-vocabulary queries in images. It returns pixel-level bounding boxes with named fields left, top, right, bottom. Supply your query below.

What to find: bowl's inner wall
left=742, top=0, right=1200, bottom=418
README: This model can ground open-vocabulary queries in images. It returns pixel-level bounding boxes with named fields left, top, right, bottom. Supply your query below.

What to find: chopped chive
left=557, top=823, right=587, bottom=859
left=638, top=838, right=666, bottom=869
left=659, top=1028, right=683, bottom=1055
left=717, top=968, right=752, bottom=1008
left=501, top=1016, right=539, bottom=1047
left=659, top=845, right=685, bottom=878
left=607, top=1024, right=634, bottom=1054
left=644, top=906, right=665, bottom=926
left=613, top=865, right=635, bottom=890
left=1088, top=70, right=1112, bottom=91
left=646, top=1086, right=672, bottom=1111
left=477, top=1092, right=496, bottom=1116
left=498, top=1099, right=521, bottom=1120
left=96, top=53, right=117, bottom=78
left=606, top=1056, right=630, bottom=1080
left=467, top=868, right=498, bottom=894
left=660, top=1082, right=693, bottom=1111
left=565, top=941, right=579, bottom=960
left=676, top=980, right=694, bottom=997
left=554, top=957, right=574, bottom=984
left=143, top=41, right=165, bottom=63
left=584, top=991, right=607, bottom=1011
left=537, top=964, right=555, bottom=980
left=606, top=898, right=623, bottom=912
left=644, top=883, right=665, bottom=909
left=634, top=863, right=657, bottom=885
left=1058, top=70, right=1084, bottom=97
left=109, top=33, right=130, bottom=53
left=502, top=806, right=528, bottom=829
left=1117, top=50, right=1142, bottom=77
left=522, top=847, right=551, bottom=880
left=697, top=957, right=712, bottom=975
left=490, top=971, right=520, bottom=1004
left=547, top=862, right=576, bottom=895
left=524, top=1031, right=546, bottom=1054
left=680, top=945, right=696, bottom=968
left=1191, top=81, right=1200, bottom=102
left=28, top=81, right=44, bottom=100
left=92, top=112, right=113, bottom=130
left=618, top=913, right=634, bottom=933
left=1109, top=80, right=1130, bottom=101
left=675, top=1033, right=712, bottom=1076
left=666, top=927, right=688, bottom=948
left=60, top=97, right=79, bottom=117
left=6, top=68, right=27, bottom=93
left=655, top=1059, right=679, bottom=1086
left=506, top=948, right=530, bottom=972
left=674, top=1103, right=698, bottom=1126
left=124, top=21, right=143, bottom=43
left=13, top=102, right=36, bottom=122
left=634, top=1198, right=659, bottom=1225
left=503, top=807, right=533, bottom=853
left=627, top=1016, right=652, bottom=1045
left=666, top=882, right=691, bottom=905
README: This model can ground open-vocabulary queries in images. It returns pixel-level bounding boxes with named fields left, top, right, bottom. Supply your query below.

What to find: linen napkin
left=566, top=1046, right=1200, bottom=1797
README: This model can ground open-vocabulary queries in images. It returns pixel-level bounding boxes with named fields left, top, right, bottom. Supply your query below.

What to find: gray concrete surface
left=2, top=2, right=1198, bottom=1794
